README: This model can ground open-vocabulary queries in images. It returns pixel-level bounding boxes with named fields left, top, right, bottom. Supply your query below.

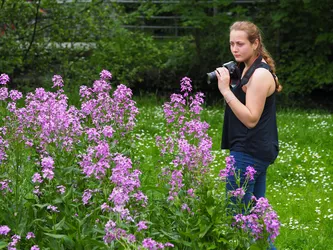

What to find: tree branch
left=23, top=0, right=40, bottom=62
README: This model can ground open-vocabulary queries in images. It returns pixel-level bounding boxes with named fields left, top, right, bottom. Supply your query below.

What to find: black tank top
left=221, top=60, right=279, bottom=164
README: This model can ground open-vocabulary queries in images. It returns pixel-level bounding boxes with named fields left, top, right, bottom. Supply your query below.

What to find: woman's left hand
left=215, top=67, right=231, bottom=95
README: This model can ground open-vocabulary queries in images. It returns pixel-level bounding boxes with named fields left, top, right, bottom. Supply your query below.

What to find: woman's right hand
left=215, top=67, right=231, bottom=95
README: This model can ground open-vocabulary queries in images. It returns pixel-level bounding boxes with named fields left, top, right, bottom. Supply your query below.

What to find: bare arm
left=216, top=67, right=275, bottom=129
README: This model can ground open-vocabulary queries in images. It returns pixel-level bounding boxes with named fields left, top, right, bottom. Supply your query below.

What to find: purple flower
left=168, top=170, right=183, bottom=201
left=244, top=166, right=256, bottom=181
left=52, top=75, right=64, bottom=88
left=41, top=156, right=54, bottom=169
left=79, top=85, right=93, bottom=98
left=225, top=156, right=235, bottom=166
left=8, top=234, right=21, bottom=247
left=0, top=74, right=10, bottom=85
left=0, top=225, right=10, bottom=235
left=47, top=205, right=59, bottom=213
left=57, top=185, right=66, bottom=194
left=102, top=125, right=114, bottom=138
left=9, top=90, right=23, bottom=101
left=189, top=92, right=205, bottom=114
left=105, top=220, right=116, bottom=232
left=251, top=197, right=272, bottom=215
left=187, top=188, right=194, bottom=197
left=219, top=165, right=235, bottom=180
left=7, top=102, right=16, bottom=112
left=181, top=203, right=191, bottom=213
left=82, top=189, right=93, bottom=205
left=26, top=232, right=35, bottom=239
left=127, top=234, right=136, bottom=243
left=32, top=173, right=43, bottom=183
left=132, top=191, right=148, bottom=206
left=85, top=128, right=100, bottom=142
left=142, top=238, right=158, bottom=249
left=41, top=156, right=55, bottom=180
left=0, top=87, right=8, bottom=100
left=100, top=70, right=112, bottom=80
left=219, top=156, right=236, bottom=180
left=229, top=187, right=245, bottom=199
left=137, top=221, right=148, bottom=231
left=31, top=245, right=40, bottom=250
left=0, top=179, right=12, bottom=193
left=93, top=79, right=111, bottom=93
left=233, top=197, right=280, bottom=242
left=101, top=202, right=111, bottom=212
left=264, top=211, right=280, bottom=242
left=180, top=77, right=192, bottom=97
left=33, top=186, right=41, bottom=196
left=165, top=242, right=174, bottom=247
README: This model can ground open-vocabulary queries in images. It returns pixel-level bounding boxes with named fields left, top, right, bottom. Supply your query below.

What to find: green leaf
left=33, top=204, right=49, bottom=209
left=199, top=223, right=213, bottom=238
left=54, top=217, right=66, bottom=231
left=206, top=206, right=216, bottom=217
left=0, top=241, right=7, bottom=249
left=44, top=233, right=68, bottom=239
left=249, top=244, right=263, bottom=250
left=160, top=229, right=180, bottom=241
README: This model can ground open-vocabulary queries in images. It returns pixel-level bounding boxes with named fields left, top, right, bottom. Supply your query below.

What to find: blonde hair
left=230, top=21, right=282, bottom=92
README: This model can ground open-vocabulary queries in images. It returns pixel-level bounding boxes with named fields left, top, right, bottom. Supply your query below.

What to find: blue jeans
left=226, top=151, right=270, bottom=210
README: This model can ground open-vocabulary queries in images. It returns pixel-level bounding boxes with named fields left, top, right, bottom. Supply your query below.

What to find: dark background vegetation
left=1, top=0, right=333, bottom=109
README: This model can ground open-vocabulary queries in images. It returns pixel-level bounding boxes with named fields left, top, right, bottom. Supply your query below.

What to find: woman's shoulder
left=252, top=67, right=274, bottom=81
left=248, top=66, right=275, bottom=93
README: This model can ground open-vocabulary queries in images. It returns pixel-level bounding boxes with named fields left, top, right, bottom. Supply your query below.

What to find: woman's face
left=229, top=30, right=258, bottom=63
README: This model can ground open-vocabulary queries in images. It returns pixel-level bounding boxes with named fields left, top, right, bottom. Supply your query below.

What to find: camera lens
left=206, top=71, right=217, bottom=84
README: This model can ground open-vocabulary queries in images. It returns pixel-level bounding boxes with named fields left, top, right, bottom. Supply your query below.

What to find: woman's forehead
left=229, top=30, right=248, bottom=41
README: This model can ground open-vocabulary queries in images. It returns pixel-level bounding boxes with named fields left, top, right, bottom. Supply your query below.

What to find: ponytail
left=258, top=43, right=282, bottom=92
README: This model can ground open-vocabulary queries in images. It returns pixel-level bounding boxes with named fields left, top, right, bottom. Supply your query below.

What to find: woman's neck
left=241, top=54, right=260, bottom=78
left=244, top=55, right=258, bottom=69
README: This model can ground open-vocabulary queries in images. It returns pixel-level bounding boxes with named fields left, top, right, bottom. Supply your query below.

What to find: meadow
left=134, top=98, right=333, bottom=250
left=0, top=71, right=332, bottom=249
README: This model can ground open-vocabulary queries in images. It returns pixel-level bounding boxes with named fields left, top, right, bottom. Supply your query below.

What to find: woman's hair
left=230, top=21, right=282, bottom=92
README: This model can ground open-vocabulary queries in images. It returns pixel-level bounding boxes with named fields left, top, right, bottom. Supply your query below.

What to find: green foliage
left=91, top=29, right=163, bottom=86
left=1, top=0, right=333, bottom=99
left=255, top=0, right=333, bottom=95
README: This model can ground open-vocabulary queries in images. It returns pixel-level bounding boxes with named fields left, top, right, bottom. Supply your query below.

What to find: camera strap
left=240, top=55, right=263, bottom=87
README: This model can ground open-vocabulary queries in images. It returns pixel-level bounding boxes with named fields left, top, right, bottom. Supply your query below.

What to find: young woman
left=215, top=21, right=282, bottom=209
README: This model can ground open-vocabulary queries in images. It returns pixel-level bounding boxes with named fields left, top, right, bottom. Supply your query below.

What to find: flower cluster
left=0, top=179, right=12, bottom=194
left=79, top=141, right=112, bottom=179
left=0, top=74, right=10, bottom=85
left=0, top=70, right=177, bottom=249
left=80, top=71, right=138, bottom=132
left=52, top=75, right=64, bottom=88
left=142, top=238, right=174, bottom=250
left=219, top=156, right=236, bottom=180
left=108, top=154, right=147, bottom=212
left=0, top=128, right=8, bottom=164
left=233, top=197, right=280, bottom=242
left=156, top=77, right=214, bottom=217
left=168, top=170, right=184, bottom=201
left=0, top=225, right=10, bottom=235
left=11, top=87, right=83, bottom=152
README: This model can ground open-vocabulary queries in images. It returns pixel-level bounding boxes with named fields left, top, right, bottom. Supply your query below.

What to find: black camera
left=206, top=61, right=240, bottom=84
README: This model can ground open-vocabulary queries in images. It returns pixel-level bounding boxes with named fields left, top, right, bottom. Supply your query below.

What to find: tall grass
left=134, top=97, right=333, bottom=250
